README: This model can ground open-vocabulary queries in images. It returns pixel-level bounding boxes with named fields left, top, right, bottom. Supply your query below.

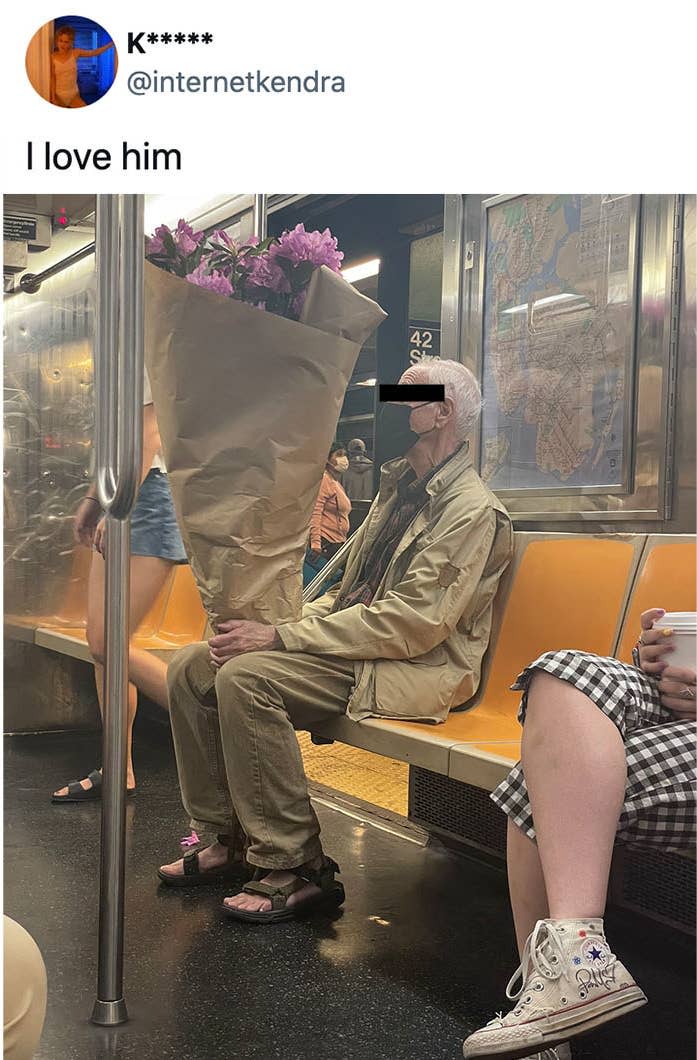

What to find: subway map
left=480, top=194, right=636, bottom=491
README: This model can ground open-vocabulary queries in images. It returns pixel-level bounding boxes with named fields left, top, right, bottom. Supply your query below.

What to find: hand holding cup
left=658, top=664, right=697, bottom=718
left=636, top=608, right=675, bottom=675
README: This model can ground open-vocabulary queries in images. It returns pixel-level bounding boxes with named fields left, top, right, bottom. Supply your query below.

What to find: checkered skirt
left=490, top=651, right=697, bottom=850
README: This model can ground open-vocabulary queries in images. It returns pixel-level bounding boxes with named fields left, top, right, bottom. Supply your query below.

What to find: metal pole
left=253, top=194, right=268, bottom=240
left=90, top=195, right=144, bottom=1027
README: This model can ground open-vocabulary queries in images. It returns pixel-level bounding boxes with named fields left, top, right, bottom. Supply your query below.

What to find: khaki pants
left=167, top=643, right=356, bottom=869
left=3, top=917, right=47, bottom=1060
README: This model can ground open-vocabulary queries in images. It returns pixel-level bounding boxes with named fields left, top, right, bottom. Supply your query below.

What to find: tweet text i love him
left=27, top=141, right=182, bottom=171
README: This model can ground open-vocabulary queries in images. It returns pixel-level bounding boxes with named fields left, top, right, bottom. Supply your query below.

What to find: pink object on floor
left=179, top=831, right=200, bottom=848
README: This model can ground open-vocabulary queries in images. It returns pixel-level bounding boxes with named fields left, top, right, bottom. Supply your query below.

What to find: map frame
left=477, top=193, right=642, bottom=501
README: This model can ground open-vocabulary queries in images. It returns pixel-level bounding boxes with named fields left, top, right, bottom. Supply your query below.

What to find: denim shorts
left=130, top=469, right=188, bottom=563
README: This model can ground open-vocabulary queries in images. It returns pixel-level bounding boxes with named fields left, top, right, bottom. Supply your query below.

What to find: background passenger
left=52, top=372, right=187, bottom=802
left=3, top=916, right=47, bottom=1059
left=342, top=437, right=374, bottom=501
left=303, top=443, right=352, bottom=588
left=462, top=607, right=696, bottom=1060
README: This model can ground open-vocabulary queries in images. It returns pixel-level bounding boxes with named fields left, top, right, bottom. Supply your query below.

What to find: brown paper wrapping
left=144, top=262, right=386, bottom=627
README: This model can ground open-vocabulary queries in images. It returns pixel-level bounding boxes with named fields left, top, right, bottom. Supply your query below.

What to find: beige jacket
left=278, top=445, right=513, bottom=722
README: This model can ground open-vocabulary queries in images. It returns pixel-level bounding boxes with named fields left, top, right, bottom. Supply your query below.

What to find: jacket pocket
left=373, top=656, right=451, bottom=721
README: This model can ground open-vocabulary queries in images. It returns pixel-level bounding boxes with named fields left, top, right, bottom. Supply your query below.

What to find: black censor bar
left=379, top=384, right=445, bottom=403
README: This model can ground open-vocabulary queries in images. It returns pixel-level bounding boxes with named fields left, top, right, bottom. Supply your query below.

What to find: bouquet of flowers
left=146, top=220, right=344, bottom=319
left=143, top=218, right=386, bottom=627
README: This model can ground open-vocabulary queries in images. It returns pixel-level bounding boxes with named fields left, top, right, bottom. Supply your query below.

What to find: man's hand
left=209, top=620, right=282, bottom=669
left=636, top=607, right=675, bottom=675
left=658, top=664, right=697, bottom=719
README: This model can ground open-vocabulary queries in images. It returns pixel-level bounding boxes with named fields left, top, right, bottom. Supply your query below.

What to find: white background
left=2, top=0, right=696, bottom=195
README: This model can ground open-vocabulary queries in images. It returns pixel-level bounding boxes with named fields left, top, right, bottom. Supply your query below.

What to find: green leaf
left=242, top=236, right=279, bottom=258
left=290, top=260, right=315, bottom=291
left=162, top=231, right=177, bottom=257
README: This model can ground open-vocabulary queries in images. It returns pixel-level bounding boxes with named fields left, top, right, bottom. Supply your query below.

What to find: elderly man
left=158, top=358, right=513, bottom=922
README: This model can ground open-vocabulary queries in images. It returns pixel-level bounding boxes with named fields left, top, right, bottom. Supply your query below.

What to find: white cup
left=652, top=612, right=697, bottom=671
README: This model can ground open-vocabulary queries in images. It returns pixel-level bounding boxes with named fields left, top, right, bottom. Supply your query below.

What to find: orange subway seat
left=616, top=537, right=697, bottom=664
left=133, top=564, right=207, bottom=649
left=383, top=536, right=641, bottom=744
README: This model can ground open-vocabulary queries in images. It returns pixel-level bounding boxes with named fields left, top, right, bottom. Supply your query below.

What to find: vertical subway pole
left=90, top=195, right=144, bottom=1027
left=253, top=194, right=268, bottom=241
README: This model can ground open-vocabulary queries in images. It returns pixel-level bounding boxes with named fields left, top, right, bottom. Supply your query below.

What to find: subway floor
left=4, top=718, right=695, bottom=1060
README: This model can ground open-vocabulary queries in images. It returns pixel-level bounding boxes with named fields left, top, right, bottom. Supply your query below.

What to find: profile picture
left=25, top=15, right=117, bottom=108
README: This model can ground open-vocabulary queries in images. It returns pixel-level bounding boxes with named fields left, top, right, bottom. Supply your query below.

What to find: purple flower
left=185, top=264, right=234, bottom=297
left=209, top=229, right=236, bottom=251
left=271, top=223, right=343, bottom=272
left=145, top=224, right=172, bottom=256
left=173, top=218, right=204, bottom=257
left=245, top=254, right=291, bottom=295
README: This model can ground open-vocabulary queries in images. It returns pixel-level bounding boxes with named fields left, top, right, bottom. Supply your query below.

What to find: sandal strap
left=65, top=780, right=85, bottom=795
left=86, top=770, right=103, bottom=788
left=182, top=845, right=245, bottom=876
left=296, top=856, right=340, bottom=892
left=182, top=851, right=200, bottom=876
left=216, top=830, right=249, bottom=864
left=242, top=877, right=306, bottom=910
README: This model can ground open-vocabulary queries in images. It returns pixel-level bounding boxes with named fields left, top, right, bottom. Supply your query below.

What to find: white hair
left=402, top=357, right=483, bottom=442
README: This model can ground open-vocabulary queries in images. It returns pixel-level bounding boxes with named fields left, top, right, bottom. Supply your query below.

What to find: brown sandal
left=221, top=856, right=344, bottom=923
left=158, top=836, right=249, bottom=888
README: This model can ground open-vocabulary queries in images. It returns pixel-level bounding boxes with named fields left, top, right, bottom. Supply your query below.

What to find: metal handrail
left=301, top=531, right=357, bottom=604
left=94, top=198, right=143, bottom=517
left=90, top=195, right=144, bottom=1028
left=253, top=193, right=268, bottom=240
left=13, top=241, right=96, bottom=295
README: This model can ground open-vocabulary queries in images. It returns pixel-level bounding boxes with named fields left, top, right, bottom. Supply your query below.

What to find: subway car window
left=3, top=193, right=695, bottom=1060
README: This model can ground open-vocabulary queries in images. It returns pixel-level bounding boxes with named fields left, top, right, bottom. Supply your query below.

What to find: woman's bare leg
left=507, top=819, right=549, bottom=956
left=520, top=671, right=627, bottom=919
left=90, top=661, right=137, bottom=788
left=53, top=551, right=174, bottom=795
left=464, top=672, right=640, bottom=1060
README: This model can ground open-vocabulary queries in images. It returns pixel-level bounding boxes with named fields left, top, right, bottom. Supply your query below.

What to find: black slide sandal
left=51, top=769, right=136, bottom=803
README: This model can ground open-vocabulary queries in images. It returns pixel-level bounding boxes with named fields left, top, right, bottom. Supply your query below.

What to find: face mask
left=333, top=455, right=349, bottom=472
left=378, top=402, right=436, bottom=463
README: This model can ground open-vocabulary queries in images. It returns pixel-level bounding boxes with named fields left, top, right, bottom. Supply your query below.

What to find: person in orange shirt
left=303, top=444, right=352, bottom=587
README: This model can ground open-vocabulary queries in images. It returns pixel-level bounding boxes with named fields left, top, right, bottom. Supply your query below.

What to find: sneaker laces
left=505, top=920, right=565, bottom=1001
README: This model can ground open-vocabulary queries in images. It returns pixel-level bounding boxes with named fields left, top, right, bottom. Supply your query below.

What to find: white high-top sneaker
left=520, top=1046, right=571, bottom=1060
left=462, top=918, right=647, bottom=1059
